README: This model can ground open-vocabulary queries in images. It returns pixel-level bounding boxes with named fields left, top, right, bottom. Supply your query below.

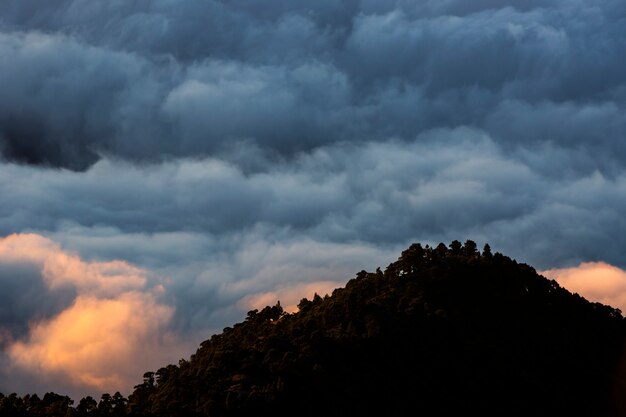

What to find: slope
left=125, top=241, right=626, bottom=417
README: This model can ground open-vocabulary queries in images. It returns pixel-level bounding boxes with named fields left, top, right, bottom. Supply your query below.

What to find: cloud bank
left=0, top=0, right=625, bottom=169
left=1, top=0, right=626, bottom=399
left=2, top=131, right=626, bottom=269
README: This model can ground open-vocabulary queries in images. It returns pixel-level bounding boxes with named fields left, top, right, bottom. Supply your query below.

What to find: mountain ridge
left=2, top=241, right=625, bottom=416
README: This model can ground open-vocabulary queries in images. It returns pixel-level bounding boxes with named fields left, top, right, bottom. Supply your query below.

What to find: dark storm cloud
left=0, top=129, right=525, bottom=238
left=1, top=128, right=624, bottom=272
left=0, top=0, right=625, bottom=168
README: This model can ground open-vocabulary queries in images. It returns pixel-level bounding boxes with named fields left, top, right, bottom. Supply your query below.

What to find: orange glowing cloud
left=0, top=233, right=183, bottom=396
left=542, top=262, right=626, bottom=312
left=239, top=280, right=343, bottom=313
left=0, top=232, right=146, bottom=296
left=0, top=233, right=60, bottom=264
left=8, top=292, right=174, bottom=390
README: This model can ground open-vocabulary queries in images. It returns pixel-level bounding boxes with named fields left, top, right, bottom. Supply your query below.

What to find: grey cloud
left=486, top=100, right=626, bottom=167
left=0, top=0, right=624, bottom=169
left=0, top=262, right=75, bottom=342
left=0, top=128, right=621, bottom=273
left=0, top=129, right=532, bottom=238
left=0, top=32, right=172, bottom=169
left=162, top=60, right=353, bottom=153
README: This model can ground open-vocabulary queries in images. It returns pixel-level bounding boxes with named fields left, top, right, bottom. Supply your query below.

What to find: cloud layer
left=1, top=0, right=626, bottom=400
left=0, top=0, right=625, bottom=169
left=2, top=131, right=626, bottom=269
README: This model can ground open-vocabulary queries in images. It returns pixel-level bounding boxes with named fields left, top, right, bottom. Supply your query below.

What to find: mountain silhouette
left=2, top=241, right=626, bottom=416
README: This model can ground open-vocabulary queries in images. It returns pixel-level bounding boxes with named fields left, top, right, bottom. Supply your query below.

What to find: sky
left=1, top=0, right=626, bottom=400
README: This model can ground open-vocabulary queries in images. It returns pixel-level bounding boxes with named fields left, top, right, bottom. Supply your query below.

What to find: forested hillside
left=2, top=241, right=625, bottom=416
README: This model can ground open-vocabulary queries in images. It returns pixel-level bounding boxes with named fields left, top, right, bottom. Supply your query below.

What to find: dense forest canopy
left=1, top=240, right=625, bottom=416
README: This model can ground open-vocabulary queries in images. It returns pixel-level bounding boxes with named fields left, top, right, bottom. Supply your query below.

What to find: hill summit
left=2, top=241, right=626, bottom=416
left=127, top=241, right=626, bottom=417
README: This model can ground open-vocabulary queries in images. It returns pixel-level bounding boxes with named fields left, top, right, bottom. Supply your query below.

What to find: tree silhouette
left=463, top=239, right=478, bottom=257
left=482, top=243, right=492, bottom=258
left=448, top=239, right=462, bottom=255
left=2, top=241, right=625, bottom=417
left=77, top=396, right=97, bottom=416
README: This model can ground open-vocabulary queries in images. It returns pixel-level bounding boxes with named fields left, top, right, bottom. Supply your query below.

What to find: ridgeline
left=2, top=241, right=626, bottom=416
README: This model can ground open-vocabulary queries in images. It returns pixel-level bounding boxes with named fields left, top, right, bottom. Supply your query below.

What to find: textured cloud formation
left=1, top=131, right=626, bottom=269
left=8, top=292, right=174, bottom=391
left=0, top=0, right=625, bottom=168
left=543, top=263, right=626, bottom=312
left=1, top=0, right=626, bottom=400
left=240, top=281, right=344, bottom=313
left=0, top=234, right=182, bottom=398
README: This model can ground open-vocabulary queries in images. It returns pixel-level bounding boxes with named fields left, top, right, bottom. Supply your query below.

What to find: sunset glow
left=2, top=0, right=626, bottom=407
left=0, top=234, right=180, bottom=396
left=239, top=280, right=345, bottom=313
left=543, top=262, right=626, bottom=312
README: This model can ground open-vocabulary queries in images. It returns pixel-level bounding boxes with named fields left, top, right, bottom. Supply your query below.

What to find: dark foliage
left=2, top=241, right=626, bottom=416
